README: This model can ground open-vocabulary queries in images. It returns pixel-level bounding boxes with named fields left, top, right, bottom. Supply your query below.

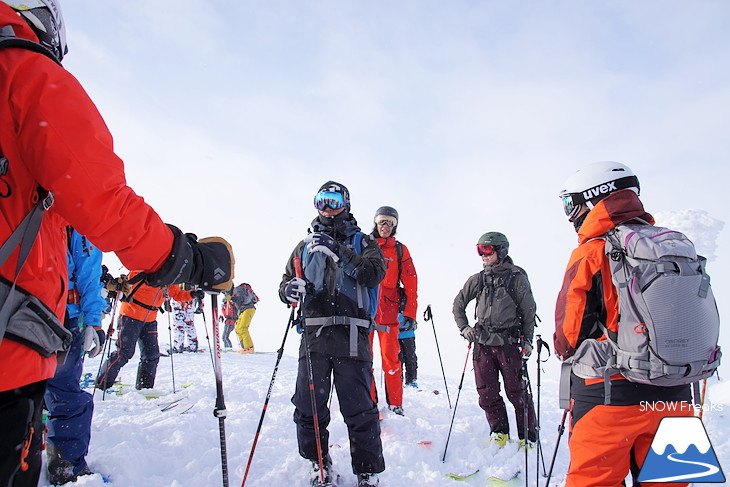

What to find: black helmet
left=374, top=206, right=398, bottom=224
left=477, top=232, right=509, bottom=260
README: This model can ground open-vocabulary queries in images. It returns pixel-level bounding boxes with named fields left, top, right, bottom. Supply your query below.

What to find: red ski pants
left=566, top=403, right=692, bottom=487
left=369, top=324, right=402, bottom=407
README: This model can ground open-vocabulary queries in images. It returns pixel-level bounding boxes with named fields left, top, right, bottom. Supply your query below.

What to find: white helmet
left=559, top=161, right=640, bottom=220
left=3, top=0, right=67, bottom=61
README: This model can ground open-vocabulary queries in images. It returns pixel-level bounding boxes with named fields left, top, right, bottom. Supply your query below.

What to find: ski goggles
left=375, top=217, right=396, bottom=228
left=561, top=194, right=577, bottom=217
left=314, top=191, right=346, bottom=210
left=477, top=244, right=496, bottom=256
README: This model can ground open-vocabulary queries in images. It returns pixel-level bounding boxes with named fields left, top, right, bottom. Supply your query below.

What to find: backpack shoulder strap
left=0, top=27, right=62, bottom=65
left=395, top=240, right=403, bottom=285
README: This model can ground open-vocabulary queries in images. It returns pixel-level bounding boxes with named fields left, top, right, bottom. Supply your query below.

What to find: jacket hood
left=375, top=236, right=397, bottom=248
left=0, top=4, right=40, bottom=43
left=577, top=189, right=654, bottom=243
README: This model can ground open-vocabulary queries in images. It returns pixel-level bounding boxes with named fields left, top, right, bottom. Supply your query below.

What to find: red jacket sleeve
left=399, top=244, right=418, bottom=320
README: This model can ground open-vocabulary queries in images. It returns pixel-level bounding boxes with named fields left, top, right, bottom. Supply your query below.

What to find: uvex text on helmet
left=4, top=0, right=67, bottom=61
left=477, top=232, right=509, bottom=259
left=559, top=161, right=640, bottom=217
left=374, top=206, right=398, bottom=224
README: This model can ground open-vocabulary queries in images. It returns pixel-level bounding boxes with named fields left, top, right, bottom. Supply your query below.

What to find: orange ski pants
left=566, top=402, right=692, bottom=487
left=369, top=324, right=402, bottom=407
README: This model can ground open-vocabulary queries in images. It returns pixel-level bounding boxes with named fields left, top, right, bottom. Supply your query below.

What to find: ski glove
left=304, top=233, right=340, bottom=262
left=461, top=325, right=477, bottom=343
left=521, top=342, right=533, bottom=358
left=84, top=326, right=106, bottom=358
left=285, top=277, right=307, bottom=304
left=129, top=225, right=235, bottom=292
left=400, top=317, right=417, bottom=332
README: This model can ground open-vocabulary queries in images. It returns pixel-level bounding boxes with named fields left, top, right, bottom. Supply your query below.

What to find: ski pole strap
left=304, top=316, right=371, bottom=357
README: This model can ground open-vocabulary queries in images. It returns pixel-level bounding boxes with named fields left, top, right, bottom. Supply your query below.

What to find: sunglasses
left=314, top=191, right=346, bottom=211
left=477, top=244, right=496, bottom=256
left=375, top=220, right=396, bottom=228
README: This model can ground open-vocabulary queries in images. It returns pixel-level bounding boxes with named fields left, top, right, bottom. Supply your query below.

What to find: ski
left=485, top=471, right=520, bottom=486
left=140, top=381, right=193, bottom=399
left=446, top=469, right=479, bottom=480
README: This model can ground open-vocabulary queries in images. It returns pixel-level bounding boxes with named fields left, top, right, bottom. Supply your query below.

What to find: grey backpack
left=569, top=222, right=721, bottom=403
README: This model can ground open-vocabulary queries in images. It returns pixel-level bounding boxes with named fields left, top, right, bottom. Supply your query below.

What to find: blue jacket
left=66, top=229, right=105, bottom=328
left=398, top=313, right=415, bottom=339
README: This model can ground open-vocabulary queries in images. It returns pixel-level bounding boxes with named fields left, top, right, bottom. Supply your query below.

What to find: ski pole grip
left=294, top=257, right=302, bottom=279
left=292, top=257, right=303, bottom=309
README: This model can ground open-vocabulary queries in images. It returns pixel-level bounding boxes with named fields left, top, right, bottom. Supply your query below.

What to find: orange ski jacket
left=119, top=272, right=191, bottom=323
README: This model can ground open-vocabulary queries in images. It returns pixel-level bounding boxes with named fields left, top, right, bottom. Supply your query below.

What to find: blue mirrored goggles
left=562, top=194, right=577, bottom=217
left=314, top=191, right=346, bottom=210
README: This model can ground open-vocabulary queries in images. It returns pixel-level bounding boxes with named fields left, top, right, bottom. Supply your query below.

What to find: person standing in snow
left=279, top=181, right=386, bottom=487
left=95, top=275, right=194, bottom=390
left=452, top=232, right=537, bottom=449
left=231, top=282, right=258, bottom=353
left=368, top=206, right=419, bottom=415
left=554, top=161, right=692, bottom=486
left=0, top=2, right=234, bottom=485
left=169, top=292, right=202, bottom=353
left=44, top=228, right=106, bottom=485
left=220, top=291, right=237, bottom=349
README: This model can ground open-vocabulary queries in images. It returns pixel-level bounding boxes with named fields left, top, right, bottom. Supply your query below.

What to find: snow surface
left=38, top=324, right=728, bottom=487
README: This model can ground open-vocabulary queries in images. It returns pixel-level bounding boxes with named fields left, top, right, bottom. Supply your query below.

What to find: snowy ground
left=38, top=316, right=729, bottom=487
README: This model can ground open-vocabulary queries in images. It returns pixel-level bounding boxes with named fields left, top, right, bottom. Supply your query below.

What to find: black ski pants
left=96, top=315, right=160, bottom=390
left=292, top=351, right=385, bottom=475
left=473, top=343, right=536, bottom=441
left=0, top=380, right=46, bottom=487
left=398, top=337, right=418, bottom=384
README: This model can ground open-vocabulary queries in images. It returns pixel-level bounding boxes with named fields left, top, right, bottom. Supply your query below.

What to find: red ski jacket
left=374, top=237, right=418, bottom=324
left=0, top=5, right=174, bottom=391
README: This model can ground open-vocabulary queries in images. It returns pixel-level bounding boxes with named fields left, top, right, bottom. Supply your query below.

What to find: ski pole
left=200, top=298, right=216, bottom=371
left=545, top=407, right=569, bottom=487
left=536, top=335, right=550, bottom=480
left=210, top=292, right=229, bottom=487
left=521, top=349, right=529, bottom=487
left=241, top=257, right=302, bottom=487
left=94, top=290, right=120, bottom=400
left=423, top=305, right=452, bottom=408
left=442, top=342, right=471, bottom=463
left=165, top=297, right=176, bottom=394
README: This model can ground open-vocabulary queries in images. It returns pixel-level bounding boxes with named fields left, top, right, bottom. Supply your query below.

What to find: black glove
left=129, top=225, right=235, bottom=292
left=163, top=299, right=172, bottom=312
left=192, top=289, right=206, bottom=300
left=400, top=317, right=417, bottom=332
left=304, top=233, right=340, bottom=261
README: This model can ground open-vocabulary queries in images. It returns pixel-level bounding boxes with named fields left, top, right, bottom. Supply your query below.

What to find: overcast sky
left=59, top=0, right=729, bottom=377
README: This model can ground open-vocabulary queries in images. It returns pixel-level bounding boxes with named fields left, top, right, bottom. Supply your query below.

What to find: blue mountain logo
left=638, top=416, right=725, bottom=483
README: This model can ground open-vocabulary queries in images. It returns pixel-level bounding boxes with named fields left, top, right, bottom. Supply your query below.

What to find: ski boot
left=309, top=455, right=334, bottom=486
left=388, top=405, right=404, bottom=416
left=357, top=472, right=380, bottom=487
left=490, top=432, right=510, bottom=448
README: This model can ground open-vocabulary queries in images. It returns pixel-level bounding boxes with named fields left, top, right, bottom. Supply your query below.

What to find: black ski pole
left=441, top=342, right=471, bottom=462
left=241, top=257, right=302, bottom=487
left=94, top=290, right=120, bottom=400
left=210, top=292, right=229, bottom=487
left=521, top=344, right=529, bottom=487
left=545, top=407, right=569, bottom=487
left=536, top=335, right=550, bottom=481
left=165, top=296, right=176, bottom=394
left=200, top=296, right=216, bottom=371
left=423, top=305, right=452, bottom=408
